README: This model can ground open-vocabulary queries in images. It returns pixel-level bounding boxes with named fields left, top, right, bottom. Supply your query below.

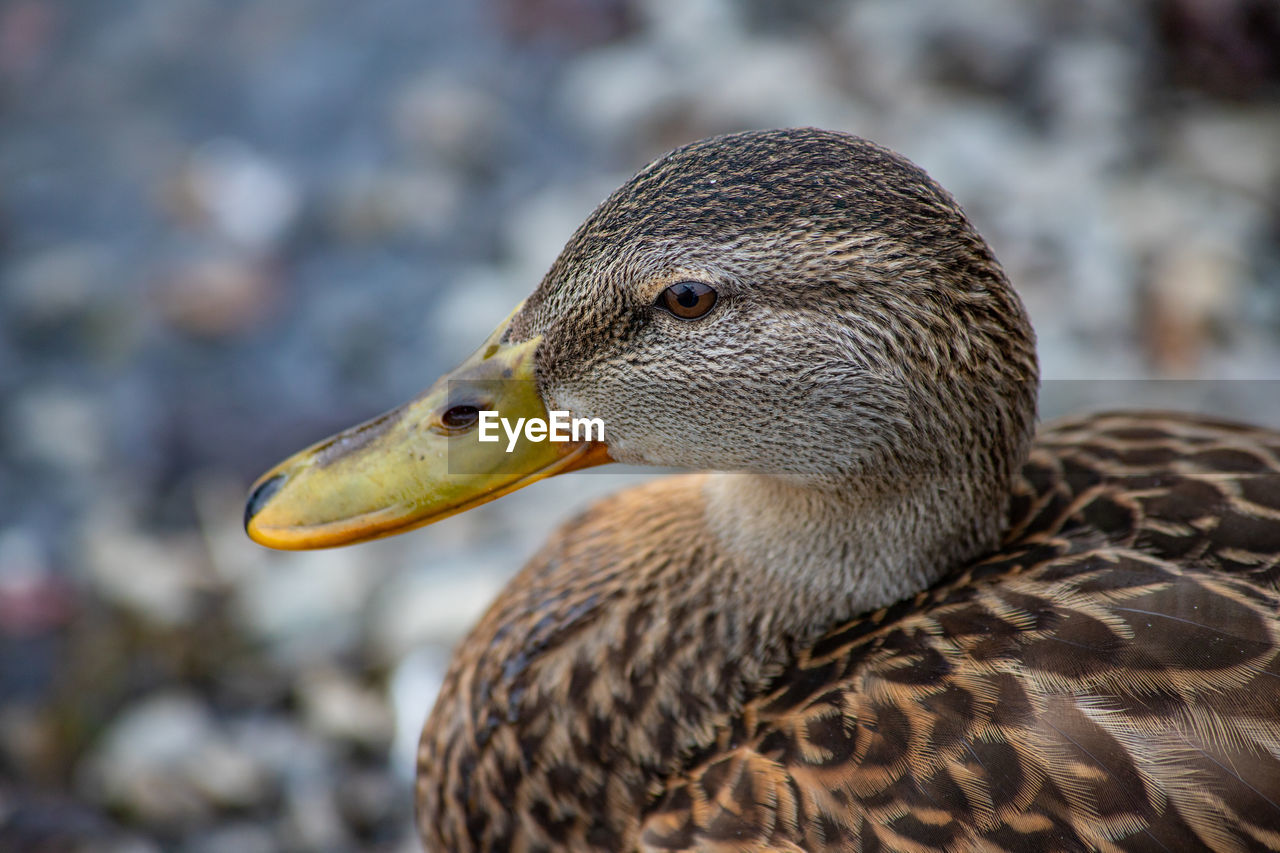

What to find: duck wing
left=639, top=412, right=1280, bottom=852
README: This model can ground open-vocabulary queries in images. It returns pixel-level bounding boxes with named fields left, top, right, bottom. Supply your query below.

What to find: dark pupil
left=442, top=404, right=480, bottom=430
left=674, top=283, right=701, bottom=308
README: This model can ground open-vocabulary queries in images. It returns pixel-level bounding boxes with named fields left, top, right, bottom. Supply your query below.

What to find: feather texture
left=266, top=129, right=1280, bottom=852
left=639, top=412, right=1280, bottom=852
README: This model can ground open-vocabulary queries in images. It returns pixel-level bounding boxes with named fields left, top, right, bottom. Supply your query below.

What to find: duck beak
left=243, top=305, right=612, bottom=550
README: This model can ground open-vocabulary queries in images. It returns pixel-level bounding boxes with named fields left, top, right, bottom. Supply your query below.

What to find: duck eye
left=657, top=281, right=718, bottom=320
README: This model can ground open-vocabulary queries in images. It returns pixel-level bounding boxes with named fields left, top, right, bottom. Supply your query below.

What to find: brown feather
left=638, top=414, right=1280, bottom=852
left=409, top=130, right=1280, bottom=852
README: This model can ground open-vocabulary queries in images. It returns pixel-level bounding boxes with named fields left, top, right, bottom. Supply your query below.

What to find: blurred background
left=1, top=0, right=1278, bottom=850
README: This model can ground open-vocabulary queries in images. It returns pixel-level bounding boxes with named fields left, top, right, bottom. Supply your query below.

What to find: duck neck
left=702, top=467, right=1004, bottom=641
left=418, top=466, right=1011, bottom=850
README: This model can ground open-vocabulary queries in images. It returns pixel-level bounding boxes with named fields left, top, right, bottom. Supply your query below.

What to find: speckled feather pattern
left=639, top=413, right=1280, bottom=852
left=418, top=413, right=1280, bottom=851
left=411, top=130, right=1280, bottom=851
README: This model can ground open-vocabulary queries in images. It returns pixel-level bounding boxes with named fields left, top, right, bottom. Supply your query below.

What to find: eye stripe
left=657, top=281, right=718, bottom=320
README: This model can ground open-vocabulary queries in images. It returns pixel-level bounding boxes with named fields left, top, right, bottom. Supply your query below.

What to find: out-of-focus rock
left=502, top=179, right=620, bottom=284
left=915, top=0, right=1040, bottom=97
left=559, top=2, right=837, bottom=148
left=835, top=0, right=936, bottom=106
left=153, top=252, right=279, bottom=339
left=182, top=823, right=277, bottom=853
left=0, top=527, right=72, bottom=637
left=1140, top=237, right=1241, bottom=375
left=1154, top=0, right=1280, bottom=100
left=81, top=692, right=272, bottom=826
left=0, top=532, right=74, bottom=781
left=636, top=0, right=740, bottom=52
left=0, top=703, right=57, bottom=783
left=388, top=646, right=450, bottom=781
left=164, top=139, right=300, bottom=250
left=336, top=767, right=403, bottom=834
left=0, top=0, right=60, bottom=80
left=8, top=386, right=108, bottom=474
left=556, top=0, right=744, bottom=142
left=232, top=546, right=378, bottom=662
left=686, top=37, right=836, bottom=134
left=1040, top=38, right=1137, bottom=164
left=392, top=73, right=505, bottom=171
left=496, top=0, right=636, bottom=48
left=281, top=776, right=350, bottom=851
left=88, top=839, right=163, bottom=853
left=4, top=244, right=110, bottom=329
left=370, top=566, right=503, bottom=663
left=297, top=665, right=394, bottom=750
left=326, top=167, right=463, bottom=243
left=427, top=267, right=524, bottom=356
left=79, top=509, right=212, bottom=627
left=226, top=716, right=331, bottom=785
left=557, top=43, right=676, bottom=143
left=0, top=789, right=153, bottom=853
left=1171, top=105, right=1280, bottom=195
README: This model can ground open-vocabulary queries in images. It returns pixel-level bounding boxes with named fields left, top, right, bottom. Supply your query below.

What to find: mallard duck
left=244, top=128, right=1280, bottom=852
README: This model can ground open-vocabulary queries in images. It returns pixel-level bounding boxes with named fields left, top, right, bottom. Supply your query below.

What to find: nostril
left=244, top=473, right=286, bottom=530
left=440, top=404, right=481, bottom=433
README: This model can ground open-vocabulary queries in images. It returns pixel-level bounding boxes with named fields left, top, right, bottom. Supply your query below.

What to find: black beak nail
left=244, top=473, right=286, bottom=531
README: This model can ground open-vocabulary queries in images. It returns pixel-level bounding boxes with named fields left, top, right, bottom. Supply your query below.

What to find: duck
left=243, top=128, right=1280, bottom=852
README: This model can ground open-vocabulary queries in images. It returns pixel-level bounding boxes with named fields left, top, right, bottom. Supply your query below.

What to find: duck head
left=246, top=128, right=1038, bottom=574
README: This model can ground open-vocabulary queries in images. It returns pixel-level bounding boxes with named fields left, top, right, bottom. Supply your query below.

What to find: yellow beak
left=244, top=307, right=611, bottom=549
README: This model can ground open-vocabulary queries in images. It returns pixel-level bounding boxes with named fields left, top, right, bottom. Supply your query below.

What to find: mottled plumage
left=247, top=128, right=1280, bottom=852
left=417, top=412, right=1280, bottom=852
left=641, top=412, right=1280, bottom=852
left=412, top=130, right=1280, bottom=852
